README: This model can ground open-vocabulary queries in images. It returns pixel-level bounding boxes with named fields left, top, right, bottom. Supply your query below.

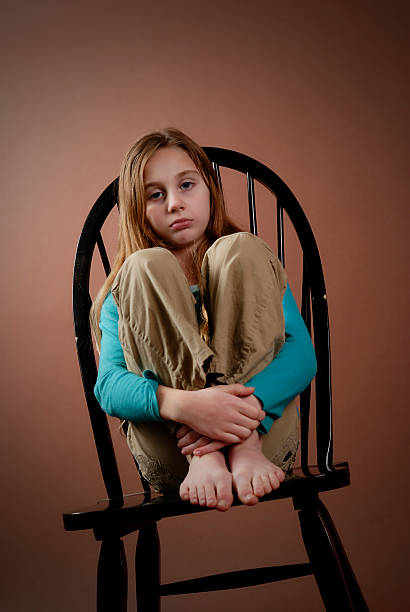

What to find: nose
left=167, top=190, right=184, bottom=212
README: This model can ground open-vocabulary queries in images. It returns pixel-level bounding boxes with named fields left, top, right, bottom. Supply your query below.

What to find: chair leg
left=314, top=498, right=369, bottom=611
left=97, top=538, right=128, bottom=612
left=296, top=494, right=368, bottom=611
left=135, top=523, right=161, bottom=611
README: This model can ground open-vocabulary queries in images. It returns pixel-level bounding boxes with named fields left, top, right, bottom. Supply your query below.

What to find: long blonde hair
left=91, top=127, right=244, bottom=344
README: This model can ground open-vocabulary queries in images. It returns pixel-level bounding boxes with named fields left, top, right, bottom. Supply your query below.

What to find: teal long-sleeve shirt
left=94, top=284, right=317, bottom=434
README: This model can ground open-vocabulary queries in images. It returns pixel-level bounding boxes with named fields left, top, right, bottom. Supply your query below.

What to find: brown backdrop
left=1, top=1, right=409, bottom=610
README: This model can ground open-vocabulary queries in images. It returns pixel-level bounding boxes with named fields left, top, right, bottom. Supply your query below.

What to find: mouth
left=170, top=218, right=193, bottom=229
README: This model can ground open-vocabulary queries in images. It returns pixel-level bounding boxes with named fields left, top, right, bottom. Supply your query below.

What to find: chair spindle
left=246, top=172, right=257, bottom=235
left=277, top=201, right=285, bottom=266
left=97, top=233, right=111, bottom=277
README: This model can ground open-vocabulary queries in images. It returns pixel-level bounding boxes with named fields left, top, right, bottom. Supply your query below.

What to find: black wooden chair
left=63, top=147, right=368, bottom=611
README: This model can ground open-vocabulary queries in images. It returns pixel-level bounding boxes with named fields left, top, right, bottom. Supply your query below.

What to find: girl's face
left=143, top=146, right=210, bottom=250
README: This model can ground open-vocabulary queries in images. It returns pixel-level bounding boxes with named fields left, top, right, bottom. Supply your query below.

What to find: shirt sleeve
left=94, top=293, right=164, bottom=422
left=245, top=284, right=317, bottom=434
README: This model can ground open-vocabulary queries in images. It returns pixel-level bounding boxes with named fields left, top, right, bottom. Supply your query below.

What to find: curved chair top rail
left=73, top=147, right=334, bottom=501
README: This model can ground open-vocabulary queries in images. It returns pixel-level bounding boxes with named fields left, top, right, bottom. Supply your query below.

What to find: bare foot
left=228, top=430, right=285, bottom=505
left=179, top=451, right=233, bottom=512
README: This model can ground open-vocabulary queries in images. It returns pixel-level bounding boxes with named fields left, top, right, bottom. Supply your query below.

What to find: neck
left=173, top=248, right=198, bottom=285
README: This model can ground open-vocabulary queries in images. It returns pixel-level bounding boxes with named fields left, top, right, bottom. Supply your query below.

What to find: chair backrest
left=73, top=147, right=334, bottom=501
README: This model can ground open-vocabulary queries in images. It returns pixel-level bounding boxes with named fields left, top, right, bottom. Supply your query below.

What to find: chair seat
left=63, top=462, right=350, bottom=539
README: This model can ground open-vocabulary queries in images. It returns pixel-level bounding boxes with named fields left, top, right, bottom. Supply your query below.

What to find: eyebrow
left=144, top=169, right=200, bottom=189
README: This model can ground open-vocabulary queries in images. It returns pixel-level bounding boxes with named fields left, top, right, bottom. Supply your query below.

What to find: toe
left=252, top=474, right=266, bottom=498
left=179, top=481, right=189, bottom=501
left=277, top=467, right=285, bottom=482
left=269, top=470, right=281, bottom=490
left=235, top=473, right=258, bottom=505
left=261, top=473, right=272, bottom=496
left=197, top=485, right=207, bottom=506
left=205, top=482, right=217, bottom=508
left=216, top=477, right=233, bottom=511
left=272, top=464, right=285, bottom=482
left=189, top=487, right=199, bottom=505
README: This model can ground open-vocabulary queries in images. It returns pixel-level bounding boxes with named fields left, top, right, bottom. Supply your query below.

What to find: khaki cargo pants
left=112, top=232, right=299, bottom=493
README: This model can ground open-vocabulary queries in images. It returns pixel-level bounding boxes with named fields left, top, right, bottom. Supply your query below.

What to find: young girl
left=92, top=128, right=317, bottom=512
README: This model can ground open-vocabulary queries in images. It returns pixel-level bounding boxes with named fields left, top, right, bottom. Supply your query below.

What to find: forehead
left=144, top=146, right=198, bottom=184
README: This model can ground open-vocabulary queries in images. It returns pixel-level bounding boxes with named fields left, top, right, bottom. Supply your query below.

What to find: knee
left=207, top=232, right=275, bottom=266
left=120, top=247, right=177, bottom=277
left=113, top=248, right=179, bottom=294
left=203, top=232, right=287, bottom=293
left=209, top=231, right=253, bottom=250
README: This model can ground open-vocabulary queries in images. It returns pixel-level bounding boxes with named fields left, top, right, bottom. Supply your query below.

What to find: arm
left=178, top=284, right=317, bottom=455
left=95, top=293, right=264, bottom=441
left=95, top=294, right=265, bottom=446
left=246, top=284, right=317, bottom=434
left=94, top=293, right=163, bottom=422
left=95, top=285, right=316, bottom=435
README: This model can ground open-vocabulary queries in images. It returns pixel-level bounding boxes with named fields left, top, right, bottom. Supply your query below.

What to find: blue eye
left=181, top=181, right=193, bottom=190
left=149, top=191, right=163, bottom=200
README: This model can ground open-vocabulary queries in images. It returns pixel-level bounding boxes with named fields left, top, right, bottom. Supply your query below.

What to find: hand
left=194, top=392, right=265, bottom=456
left=179, top=383, right=265, bottom=454
left=176, top=404, right=264, bottom=457
left=176, top=425, right=226, bottom=456
left=186, top=395, right=265, bottom=457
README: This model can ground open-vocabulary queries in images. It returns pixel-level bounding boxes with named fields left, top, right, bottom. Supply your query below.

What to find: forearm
left=96, top=293, right=164, bottom=422
left=95, top=368, right=162, bottom=421
left=246, top=284, right=317, bottom=433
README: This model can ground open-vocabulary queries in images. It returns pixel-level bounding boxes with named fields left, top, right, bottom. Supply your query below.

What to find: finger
left=219, top=384, right=255, bottom=396
left=193, top=440, right=226, bottom=456
left=223, top=423, right=258, bottom=440
left=181, top=436, right=211, bottom=455
left=233, top=414, right=263, bottom=431
left=176, top=425, right=190, bottom=439
left=238, top=403, right=266, bottom=420
left=234, top=384, right=255, bottom=395
left=213, top=432, right=242, bottom=445
left=177, top=431, right=201, bottom=448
